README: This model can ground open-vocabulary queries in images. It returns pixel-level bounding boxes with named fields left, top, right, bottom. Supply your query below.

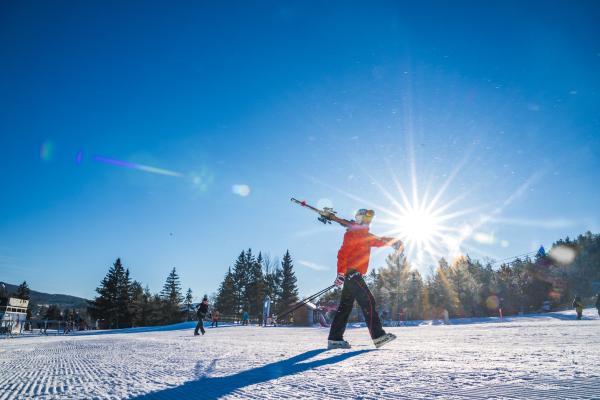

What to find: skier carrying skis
left=194, top=295, right=209, bottom=336
left=328, top=208, right=402, bottom=349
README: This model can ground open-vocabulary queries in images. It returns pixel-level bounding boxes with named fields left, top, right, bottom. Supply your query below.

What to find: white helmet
left=355, top=209, right=375, bottom=225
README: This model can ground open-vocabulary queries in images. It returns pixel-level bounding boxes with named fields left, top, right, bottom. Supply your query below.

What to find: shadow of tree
left=131, top=348, right=371, bottom=399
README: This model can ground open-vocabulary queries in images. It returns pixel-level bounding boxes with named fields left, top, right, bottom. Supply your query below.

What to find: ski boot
left=328, top=339, right=351, bottom=349
left=373, top=333, right=397, bottom=348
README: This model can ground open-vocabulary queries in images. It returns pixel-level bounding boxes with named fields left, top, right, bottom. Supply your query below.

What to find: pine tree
left=448, top=256, right=480, bottom=317
left=272, top=265, right=284, bottom=312
left=161, top=267, right=183, bottom=304
left=160, top=267, right=183, bottom=324
left=88, top=258, right=132, bottom=328
left=16, top=281, right=30, bottom=300
left=15, top=280, right=32, bottom=322
left=405, top=270, right=424, bottom=320
left=246, top=252, right=266, bottom=319
left=149, top=294, right=166, bottom=325
left=128, top=281, right=145, bottom=327
left=231, top=251, right=251, bottom=314
left=429, top=258, right=460, bottom=318
left=185, top=288, right=194, bottom=321
left=378, top=252, right=411, bottom=320
left=367, top=268, right=385, bottom=316
left=0, top=282, right=7, bottom=303
left=117, top=268, right=133, bottom=327
left=278, top=250, right=299, bottom=315
left=138, top=285, right=156, bottom=326
left=215, top=268, right=236, bottom=316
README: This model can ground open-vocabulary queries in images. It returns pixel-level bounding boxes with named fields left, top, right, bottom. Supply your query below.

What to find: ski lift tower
left=0, top=297, right=29, bottom=336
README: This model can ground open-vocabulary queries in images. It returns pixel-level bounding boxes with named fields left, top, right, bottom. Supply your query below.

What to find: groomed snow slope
left=1, top=309, right=599, bottom=399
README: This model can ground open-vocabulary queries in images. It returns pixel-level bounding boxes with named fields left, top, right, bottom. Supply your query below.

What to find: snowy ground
left=1, top=309, right=600, bottom=399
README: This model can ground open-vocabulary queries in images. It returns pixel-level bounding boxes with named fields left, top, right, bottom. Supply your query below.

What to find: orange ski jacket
left=337, top=225, right=390, bottom=276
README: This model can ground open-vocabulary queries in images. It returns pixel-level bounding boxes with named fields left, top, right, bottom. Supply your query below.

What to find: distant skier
left=573, top=295, right=584, bottom=320
left=327, top=208, right=402, bottom=349
left=194, top=295, right=209, bottom=336
left=595, top=294, right=600, bottom=318
left=241, top=310, right=249, bottom=326
left=211, top=310, right=220, bottom=327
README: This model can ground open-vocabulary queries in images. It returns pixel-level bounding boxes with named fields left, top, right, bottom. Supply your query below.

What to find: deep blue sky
left=1, top=1, right=599, bottom=299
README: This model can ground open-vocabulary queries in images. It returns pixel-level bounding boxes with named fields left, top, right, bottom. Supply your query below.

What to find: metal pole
left=276, top=284, right=335, bottom=322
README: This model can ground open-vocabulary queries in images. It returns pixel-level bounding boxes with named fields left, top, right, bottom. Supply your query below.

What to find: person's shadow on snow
left=130, top=348, right=371, bottom=399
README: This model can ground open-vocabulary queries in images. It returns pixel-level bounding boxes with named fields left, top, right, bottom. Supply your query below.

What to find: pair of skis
left=290, top=197, right=403, bottom=251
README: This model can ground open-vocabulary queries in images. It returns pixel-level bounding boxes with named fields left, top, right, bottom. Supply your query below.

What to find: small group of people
left=572, top=293, right=600, bottom=320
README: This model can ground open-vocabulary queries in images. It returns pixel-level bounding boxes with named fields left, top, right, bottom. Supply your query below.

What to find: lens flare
left=40, top=141, right=54, bottom=161
left=93, top=155, right=183, bottom=177
left=232, top=184, right=251, bottom=197
left=549, top=245, right=576, bottom=265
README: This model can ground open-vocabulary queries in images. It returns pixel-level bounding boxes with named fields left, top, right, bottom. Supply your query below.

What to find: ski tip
left=290, top=197, right=307, bottom=206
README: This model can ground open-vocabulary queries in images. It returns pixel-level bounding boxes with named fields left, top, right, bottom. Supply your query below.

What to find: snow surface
left=1, top=309, right=600, bottom=399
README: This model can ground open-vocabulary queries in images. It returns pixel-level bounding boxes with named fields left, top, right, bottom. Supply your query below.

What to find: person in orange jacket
left=328, top=208, right=402, bottom=349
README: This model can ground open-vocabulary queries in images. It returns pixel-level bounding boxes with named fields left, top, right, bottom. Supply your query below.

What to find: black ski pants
left=328, top=270, right=385, bottom=341
left=194, top=314, right=205, bottom=335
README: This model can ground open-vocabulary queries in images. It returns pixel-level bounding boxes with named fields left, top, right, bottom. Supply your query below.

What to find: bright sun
left=396, top=209, right=441, bottom=243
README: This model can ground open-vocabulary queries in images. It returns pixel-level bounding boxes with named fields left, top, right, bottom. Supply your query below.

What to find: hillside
left=1, top=282, right=89, bottom=310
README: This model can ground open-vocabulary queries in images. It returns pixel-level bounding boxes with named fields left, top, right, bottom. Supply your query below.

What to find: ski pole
left=276, top=284, right=335, bottom=322
left=278, top=285, right=333, bottom=318
left=276, top=285, right=335, bottom=320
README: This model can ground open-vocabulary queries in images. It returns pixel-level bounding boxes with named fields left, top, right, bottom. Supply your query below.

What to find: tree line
left=214, top=249, right=299, bottom=320
left=87, top=249, right=300, bottom=329
left=319, top=231, right=600, bottom=321
left=10, top=231, right=598, bottom=328
left=87, top=258, right=189, bottom=328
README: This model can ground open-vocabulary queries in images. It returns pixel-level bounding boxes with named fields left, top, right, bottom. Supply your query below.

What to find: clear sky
left=1, top=1, right=599, bottom=300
